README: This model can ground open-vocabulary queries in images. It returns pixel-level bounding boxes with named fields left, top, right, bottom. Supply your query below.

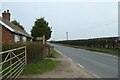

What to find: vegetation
left=21, top=49, right=60, bottom=75
left=25, top=42, right=44, bottom=63
left=2, top=42, right=44, bottom=63
left=21, top=59, right=59, bottom=75
left=47, top=49, right=60, bottom=58
left=11, top=20, right=24, bottom=30
left=2, top=42, right=60, bottom=77
left=31, top=17, right=52, bottom=41
left=51, top=37, right=119, bottom=56
left=66, top=44, right=118, bottom=56
left=2, top=42, right=24, bottom=51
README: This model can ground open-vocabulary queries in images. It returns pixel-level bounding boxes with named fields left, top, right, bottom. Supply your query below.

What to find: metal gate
left=0, top=46, right=26, bottom=79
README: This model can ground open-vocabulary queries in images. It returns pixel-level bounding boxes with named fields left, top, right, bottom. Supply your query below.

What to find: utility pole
left=66, top=32, right=68, bottom=40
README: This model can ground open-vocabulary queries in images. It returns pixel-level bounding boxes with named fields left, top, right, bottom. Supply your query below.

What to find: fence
left=0, top=46, right=26, bottom=79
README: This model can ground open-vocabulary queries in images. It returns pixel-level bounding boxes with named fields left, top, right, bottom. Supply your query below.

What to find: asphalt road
left=50, top=43, right=118, bottom=78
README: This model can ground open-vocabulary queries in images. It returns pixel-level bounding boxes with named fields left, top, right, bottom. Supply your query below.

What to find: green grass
left=21, top=59, right=60, bottom=75
left=47, top=50, right=60, bottom=58
left=60, top=44, right=118, bottom=56
left=77, top=46, right=118, bottom=56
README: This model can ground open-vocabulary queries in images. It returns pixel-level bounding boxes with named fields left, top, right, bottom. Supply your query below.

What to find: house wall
left=2, top=26, right=14, bottom=43
left=1, top=26, right=31, bottom=43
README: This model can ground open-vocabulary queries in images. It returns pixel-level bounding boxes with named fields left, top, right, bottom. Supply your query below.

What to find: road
left=50, top=43, right=118, bottom=78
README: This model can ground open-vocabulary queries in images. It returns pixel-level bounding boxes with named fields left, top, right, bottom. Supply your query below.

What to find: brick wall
left=2, top=26, right=14, bottom=43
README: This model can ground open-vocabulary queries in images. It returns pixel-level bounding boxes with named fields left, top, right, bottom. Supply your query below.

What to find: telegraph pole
left=66, top=32, right=68, bottom=40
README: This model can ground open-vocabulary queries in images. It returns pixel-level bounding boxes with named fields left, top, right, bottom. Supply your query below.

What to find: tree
left=31, top=17, right=52, bottom=40
left=11, top=20, right=24, bottom=30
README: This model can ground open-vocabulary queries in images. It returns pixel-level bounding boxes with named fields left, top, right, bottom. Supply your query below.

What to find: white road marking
left=54, top=49, right=73, bottom=62
left=92, top=73, right=100, bottom=78
left=54, top=49, right=63, bottom=55
left=77, top=63, right=84, bottom=68
left=54, top=48, right=101, bottom=78
left=67, top=57, right=73, bottom=62
left=77, top=63, right=100, bottom=78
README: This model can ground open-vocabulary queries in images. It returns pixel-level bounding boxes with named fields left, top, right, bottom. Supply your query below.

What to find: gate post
left=0, top=19, right=2, bottom=79
left=25, top=46, right=27, bottom=65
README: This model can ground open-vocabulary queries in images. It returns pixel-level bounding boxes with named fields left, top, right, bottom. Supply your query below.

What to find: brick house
left=0, top=10, right=32, bottom=43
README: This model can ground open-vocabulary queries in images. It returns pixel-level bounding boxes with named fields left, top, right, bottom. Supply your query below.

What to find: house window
left=14, top=34, right=20, bottom=42
left=22, top=36, right=27, bottom=42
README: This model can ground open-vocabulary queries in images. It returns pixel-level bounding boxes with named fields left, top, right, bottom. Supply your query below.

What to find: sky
left=0, top=1, right=118, bottom=41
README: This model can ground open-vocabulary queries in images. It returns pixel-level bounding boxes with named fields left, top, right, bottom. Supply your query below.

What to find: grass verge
left=21, top=59, right=60, bottom=75
left=59, top=44, right=118, bottom=56
left=77, top=46, right=118, bottom=56
left=20, top=50, right=60, bottom=75
left=47, top=49, right=60, bottom=58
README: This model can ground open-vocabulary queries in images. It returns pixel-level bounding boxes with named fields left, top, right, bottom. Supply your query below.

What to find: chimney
left=2, top=10, right=11, bottom=21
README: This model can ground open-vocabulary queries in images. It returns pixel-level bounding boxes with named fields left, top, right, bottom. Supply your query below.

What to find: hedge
left=2, top=42, right=45, bottom=63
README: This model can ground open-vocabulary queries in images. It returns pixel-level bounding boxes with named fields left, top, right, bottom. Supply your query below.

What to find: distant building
left=0, top=10, right=32, bottom=43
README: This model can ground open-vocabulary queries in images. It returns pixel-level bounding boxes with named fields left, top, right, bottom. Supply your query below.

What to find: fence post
left=0, top=53, right=2, bottom=80
left=10, top=52, right=12, bottom=79
left=0, top=23, right=2, bottom=80
left=25, top=46, right=27, bottom=65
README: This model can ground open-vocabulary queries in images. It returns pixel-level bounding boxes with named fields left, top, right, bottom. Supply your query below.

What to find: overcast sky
left=1, top=1, right=118, bottom=41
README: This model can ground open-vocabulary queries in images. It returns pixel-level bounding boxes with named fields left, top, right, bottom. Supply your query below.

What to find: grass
left=20, top=50, right=60, bottom=75
left=21, top=59, right=60, bottom=75
left=47, top=49, right=60, bottom=58
left=60, top=44, right=118, bottom=56
left=77, top=46, right=118, bottom=56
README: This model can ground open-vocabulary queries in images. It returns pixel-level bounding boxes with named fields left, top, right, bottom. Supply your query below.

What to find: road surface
left=50, top=43, right=118, bottom=78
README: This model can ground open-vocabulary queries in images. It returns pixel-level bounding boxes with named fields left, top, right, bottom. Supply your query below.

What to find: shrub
left=2, top=42, right=24, bottom=51
left=2, top=42, right=45, bottom=64
left=25, top=42, right=43, bottom=63
left=2, top=42, right=24, bottom=62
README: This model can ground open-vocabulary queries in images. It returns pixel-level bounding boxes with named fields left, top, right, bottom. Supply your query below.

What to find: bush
left=2, top=42, right=45, bottom=63
left=25, top=42, right=43, bottom=63
left=2, top=42, right=24, bottom=51
left=2, top=42, right=25, bottom=63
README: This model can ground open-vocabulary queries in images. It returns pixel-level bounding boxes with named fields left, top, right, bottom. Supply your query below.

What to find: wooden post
left=42, top=35, right=46, bottom=61
left=25, top=46, right=27, bottom=65
left=10, top=52, right=12, bottom=78
left=0, top=23, right=2, bottom=79
left=43, top=35, right=45, bottom=45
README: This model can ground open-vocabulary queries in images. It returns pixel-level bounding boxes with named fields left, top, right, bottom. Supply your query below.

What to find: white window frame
left=22, top=36, right=27, bottom=42
left=14, top=34, right=20, bottom=42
